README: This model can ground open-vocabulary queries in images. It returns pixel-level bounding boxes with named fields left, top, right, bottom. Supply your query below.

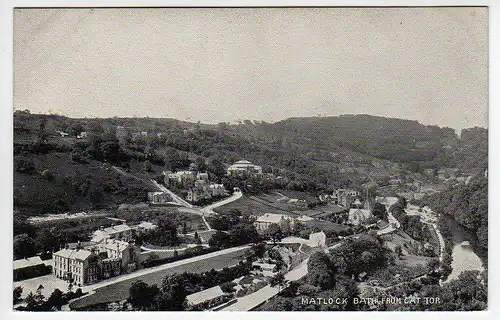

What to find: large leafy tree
left=330, top=234, right=388, bottom=278
left=128, top=280, right=160, bottom=311
left=307, top=252, right=336, bottom=290
left=372, top=202, right=388, bottom=221
left=266, top=223, right=283, bottom=244
left=13, top=233, right=36, bottom=259
left=153, top=274, right=187, bottom=311
left=46, top=289, right=65, bottom=310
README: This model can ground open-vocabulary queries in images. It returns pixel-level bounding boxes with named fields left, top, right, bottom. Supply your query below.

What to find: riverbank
left=441, top=215, right=486, bottom=283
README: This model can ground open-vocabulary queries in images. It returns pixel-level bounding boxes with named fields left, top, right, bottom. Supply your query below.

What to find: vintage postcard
left=12, top=6, right=488, bottom=312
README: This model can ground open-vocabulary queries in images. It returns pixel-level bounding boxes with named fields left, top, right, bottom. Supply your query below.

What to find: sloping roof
left=13, top=256, right=44, bottom=270
left=91, top=231, right=111, bottom=243
left=135, top=221, right=157, bottom=230
left=353, top=199, right=363, bottom=206
left=68, top=241, right=95, bottom=250
left=103, top=224, right=131, bottom=234
left=296, top=215, right=314, bottom=222
left=229, top=160, right=261, bottom=169
left=101, top=239, right=130, bottom=252
left=148, top=191, right=164, bottom=196
left=252, top=262, right=276, bottom=270
left=186, top=286, right=225, bottom=305
left=177, top=170, right=195, bottom=175
left=53, top=249, right=93, bottom=261
left=209, top=184, right=224, bottom=188
left=255, top=213, right=289, bottom=224
left=235, top=160, right=252, bottom=164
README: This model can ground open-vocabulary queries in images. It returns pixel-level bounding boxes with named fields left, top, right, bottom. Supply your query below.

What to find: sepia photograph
left=9, top=5, right=489, bottom=313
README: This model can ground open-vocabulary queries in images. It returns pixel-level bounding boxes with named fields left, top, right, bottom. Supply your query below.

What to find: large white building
left=52, top=239, right=139, bottom=286
left=227, top=160, right=262, bottom=177
left=53, top=249, right=99, bottom=286
left=254, top=213, right=292, bottom=233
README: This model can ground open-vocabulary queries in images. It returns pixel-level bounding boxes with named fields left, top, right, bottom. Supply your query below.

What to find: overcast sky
left=14, top=8, right=488, bottom=131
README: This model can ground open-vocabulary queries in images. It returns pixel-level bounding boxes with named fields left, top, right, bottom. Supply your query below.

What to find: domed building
left=226, top=160, right=263, bottom=177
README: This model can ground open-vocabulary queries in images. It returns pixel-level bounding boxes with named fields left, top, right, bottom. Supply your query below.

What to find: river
left=442, top=215, right=485, bottom=283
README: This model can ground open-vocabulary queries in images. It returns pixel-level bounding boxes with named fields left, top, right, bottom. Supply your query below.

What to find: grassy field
left=395, top=254, right=432, bottom=268
left=70, top=247, right=249, bottom=309
left=213, top=195, right=295, bottom=217
left=382, top=230, right=422, bottom=256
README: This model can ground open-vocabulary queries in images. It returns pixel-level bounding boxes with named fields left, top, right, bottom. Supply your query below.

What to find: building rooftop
left=229, top=160, right=262, bottom=169
left=148, top=191, right=164, bottom=196
left=186, top=286, right=225, bottom=306
left=13, top=256, right=44, bottom=270
left=353, top=199, right=363, bottom=206
left=67, top=241, right=96, bottom=250
left=252, top=262, right=276, bottom=270
left=296, top=215, right=314, bottom=222
left=101, top=239, right=130, bottom=252
left=255, top=213, right=290, bottom=224
left=91, top=231, right=111, bottom=243
left=103, top=224, right=131, bottom=234
left=235, top=160, right=252, bottom=164
left=53, top=249, right=93, bottom=261
left=134, top=221, right=157, bottom=230
left=177, top=170, right=195, bottom=175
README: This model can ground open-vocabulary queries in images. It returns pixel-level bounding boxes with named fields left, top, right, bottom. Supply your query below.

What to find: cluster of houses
left=163, top=170, right=227, bottom=204
left=51, top=222, right=157, bottom=286
left=115, top=126, right=148, bottom=141
left=319, top=188, right=360, bottom=208
left=318, top=188, right=378, bottom=226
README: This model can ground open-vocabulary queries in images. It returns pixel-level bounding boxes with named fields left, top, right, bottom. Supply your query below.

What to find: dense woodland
left=13, top=111, right=487, bottom=220
left=242, top=115, right=460, bottom=171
